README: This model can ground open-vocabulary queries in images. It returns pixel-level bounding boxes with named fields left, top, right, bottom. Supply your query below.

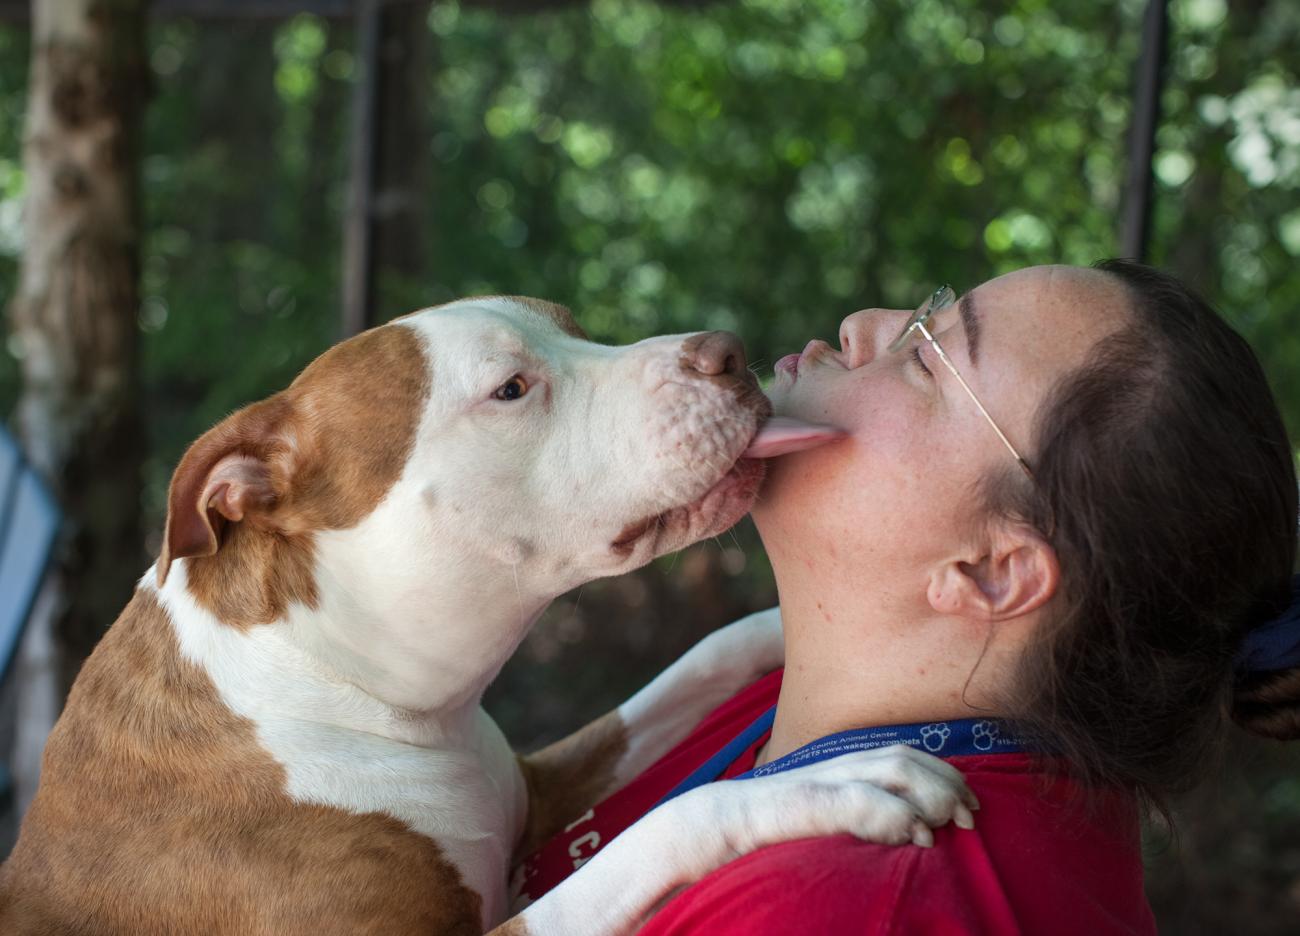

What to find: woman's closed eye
left=910, top=344, right=932, bottom=377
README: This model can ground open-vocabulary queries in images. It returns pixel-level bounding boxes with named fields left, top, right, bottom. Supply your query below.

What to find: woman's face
left=753, top=265, right=1130, bottom=584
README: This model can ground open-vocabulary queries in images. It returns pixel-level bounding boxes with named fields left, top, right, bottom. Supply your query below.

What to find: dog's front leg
left=515, top=608, right=782, bottom=857
left=495, top=744, right=978, bottom=936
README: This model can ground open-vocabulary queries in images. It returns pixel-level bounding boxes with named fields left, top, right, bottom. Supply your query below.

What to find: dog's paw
left=676, top=743, right=978, bottom=859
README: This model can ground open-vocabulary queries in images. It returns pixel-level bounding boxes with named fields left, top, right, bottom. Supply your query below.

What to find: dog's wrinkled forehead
left=498, top=296, right=588, bottom=341
left=396, top=295, right=588, bottom=344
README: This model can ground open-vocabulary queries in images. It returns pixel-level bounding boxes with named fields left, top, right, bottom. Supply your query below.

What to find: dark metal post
left=1121, top=0, right=1170, bottom=262
left=0, top=1, right=355, bottom=18
left=342, top=0, right=381, bottom=336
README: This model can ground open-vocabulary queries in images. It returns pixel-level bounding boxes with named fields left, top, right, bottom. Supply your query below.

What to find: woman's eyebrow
left=959, top=292, right=981, bottom=366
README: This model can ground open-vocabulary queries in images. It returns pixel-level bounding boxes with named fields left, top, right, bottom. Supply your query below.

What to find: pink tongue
left=743, top=417, right=846, bottom=458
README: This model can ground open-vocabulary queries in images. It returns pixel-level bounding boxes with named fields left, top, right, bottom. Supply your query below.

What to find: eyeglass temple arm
left=918, top=323, right=1034, bottom=479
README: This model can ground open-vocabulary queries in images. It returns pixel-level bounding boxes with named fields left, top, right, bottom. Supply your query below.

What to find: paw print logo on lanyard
left=972, top=721, right=1000, bottom=751
left=919, top=723, right=952, bottom=753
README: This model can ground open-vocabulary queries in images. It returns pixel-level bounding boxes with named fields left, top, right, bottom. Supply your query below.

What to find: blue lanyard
left=650, top=705, right=776, bottom=811
left=654, top=707, right=1028, bottom=809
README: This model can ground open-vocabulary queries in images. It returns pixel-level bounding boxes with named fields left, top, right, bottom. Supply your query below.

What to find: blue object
left=0, top=431, right=18, bottom=535
left=653, top=706, right=1028, bottom=810
left=650, top=704, right=776, bottom=811
left=0, top=427, right=62, bottom=811
left=1235, top=573, right=1300, bottom=674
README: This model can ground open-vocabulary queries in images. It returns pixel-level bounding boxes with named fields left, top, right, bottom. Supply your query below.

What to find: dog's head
left=159, top=297, right=770, bottom=615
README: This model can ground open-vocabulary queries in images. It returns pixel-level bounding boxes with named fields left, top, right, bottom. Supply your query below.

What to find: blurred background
left=0, top=0, right=1296, bottom=931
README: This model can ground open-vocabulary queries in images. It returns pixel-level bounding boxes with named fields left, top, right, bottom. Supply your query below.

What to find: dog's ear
left=157, top=396, right=297, bottom=587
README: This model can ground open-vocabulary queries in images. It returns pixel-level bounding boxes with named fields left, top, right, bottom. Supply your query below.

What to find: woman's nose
left=839, top=308, right=908, bottom=369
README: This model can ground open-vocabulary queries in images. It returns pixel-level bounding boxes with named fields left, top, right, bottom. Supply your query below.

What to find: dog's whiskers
left=511, top=561, right=525, bottom=626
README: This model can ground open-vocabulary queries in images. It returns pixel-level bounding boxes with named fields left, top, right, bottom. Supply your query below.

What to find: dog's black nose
left=681, top=331, right=748, bottom=378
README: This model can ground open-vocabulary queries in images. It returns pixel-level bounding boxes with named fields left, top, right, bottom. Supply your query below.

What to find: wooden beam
left=1121, top=0, right=1169, bottom=262
left=0, top=0, right=727, bottom=21
left=0, top=0, right=355, bottom=20
left=340, top=0, right=380, bottom=336
left=156, top=0, right=352, bottom=14
left=371, top=1, right=431, bottom=313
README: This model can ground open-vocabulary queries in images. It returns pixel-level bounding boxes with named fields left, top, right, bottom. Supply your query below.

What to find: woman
left=519, top=260, right=1300, bottom=933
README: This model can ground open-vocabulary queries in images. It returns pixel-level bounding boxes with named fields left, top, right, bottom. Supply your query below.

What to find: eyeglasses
left=888, top=285, right=1034, bottom=479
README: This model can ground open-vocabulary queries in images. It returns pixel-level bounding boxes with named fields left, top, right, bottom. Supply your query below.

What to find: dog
left=0, top=297, right=972, bottom=934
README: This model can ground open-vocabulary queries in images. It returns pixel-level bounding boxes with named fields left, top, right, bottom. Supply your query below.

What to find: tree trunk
left=343, top=0, right=431, bottom=333
left=8, top=0, right=149, bottom=724
left=372, top=0, right=430, bottom=297
left=191, top=19, right=278, bottom=245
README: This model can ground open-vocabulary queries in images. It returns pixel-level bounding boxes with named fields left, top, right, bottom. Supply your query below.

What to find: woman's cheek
left=766, top=372, right=926, bottom=491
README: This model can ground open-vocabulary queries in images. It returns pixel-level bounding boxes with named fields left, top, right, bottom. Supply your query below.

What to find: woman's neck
left=755, top=587, right=1014, bottom=767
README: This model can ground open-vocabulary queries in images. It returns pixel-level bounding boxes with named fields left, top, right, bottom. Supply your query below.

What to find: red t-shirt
left=519, top=669, right=1157, bottom=935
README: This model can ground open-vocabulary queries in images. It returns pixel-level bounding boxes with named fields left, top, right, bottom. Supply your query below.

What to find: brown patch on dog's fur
left=490, top=917, right=532, bottom=935
left=610, top=514, right=659, bottom=559
left=164, top=323, right=431, bottom=630
left=0, top=590, right=482, bottom=935
left=514, top=710, right=628, bottom=860
left=184, top=520, right=322, bottom=631
left=282, top=323, right=432, bottom=528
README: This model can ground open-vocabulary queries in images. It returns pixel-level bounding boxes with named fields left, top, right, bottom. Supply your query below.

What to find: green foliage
left=0, top=25, right=27, bottom=414
left=136, top=18, right=350, bottom=520
left=411, top=0, right=1143, bottom=348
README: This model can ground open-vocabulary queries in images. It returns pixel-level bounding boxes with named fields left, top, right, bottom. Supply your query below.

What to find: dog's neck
left=290, top=564, right=550, bottom=720
left=153, top=531, right=551, bottom=747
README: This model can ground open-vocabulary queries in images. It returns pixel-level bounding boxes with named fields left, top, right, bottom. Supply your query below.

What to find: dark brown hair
left=987, top=259, right=1298, bottom=803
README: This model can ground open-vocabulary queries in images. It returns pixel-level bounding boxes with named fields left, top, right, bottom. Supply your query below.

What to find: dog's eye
left=493, top=376, right=529, bottom=401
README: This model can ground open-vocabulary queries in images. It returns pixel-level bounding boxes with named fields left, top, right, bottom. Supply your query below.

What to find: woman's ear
left=927, top=522, right=1059, bottom=622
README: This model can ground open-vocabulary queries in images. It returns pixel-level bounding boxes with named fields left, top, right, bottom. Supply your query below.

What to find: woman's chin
left=749, top=438, right=852, bottom=533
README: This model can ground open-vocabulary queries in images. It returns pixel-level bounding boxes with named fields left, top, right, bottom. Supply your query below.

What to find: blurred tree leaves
left=0, top=24, right=26, bottom=415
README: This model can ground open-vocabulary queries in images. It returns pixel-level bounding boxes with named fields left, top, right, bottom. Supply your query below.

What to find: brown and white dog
left=0, top=298, right=974, bottom=935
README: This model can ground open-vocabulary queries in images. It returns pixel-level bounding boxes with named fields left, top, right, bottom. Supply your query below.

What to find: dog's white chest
left=262, top=709, right=525, bottom=921
left=152, top=567, right=527, bottom=927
